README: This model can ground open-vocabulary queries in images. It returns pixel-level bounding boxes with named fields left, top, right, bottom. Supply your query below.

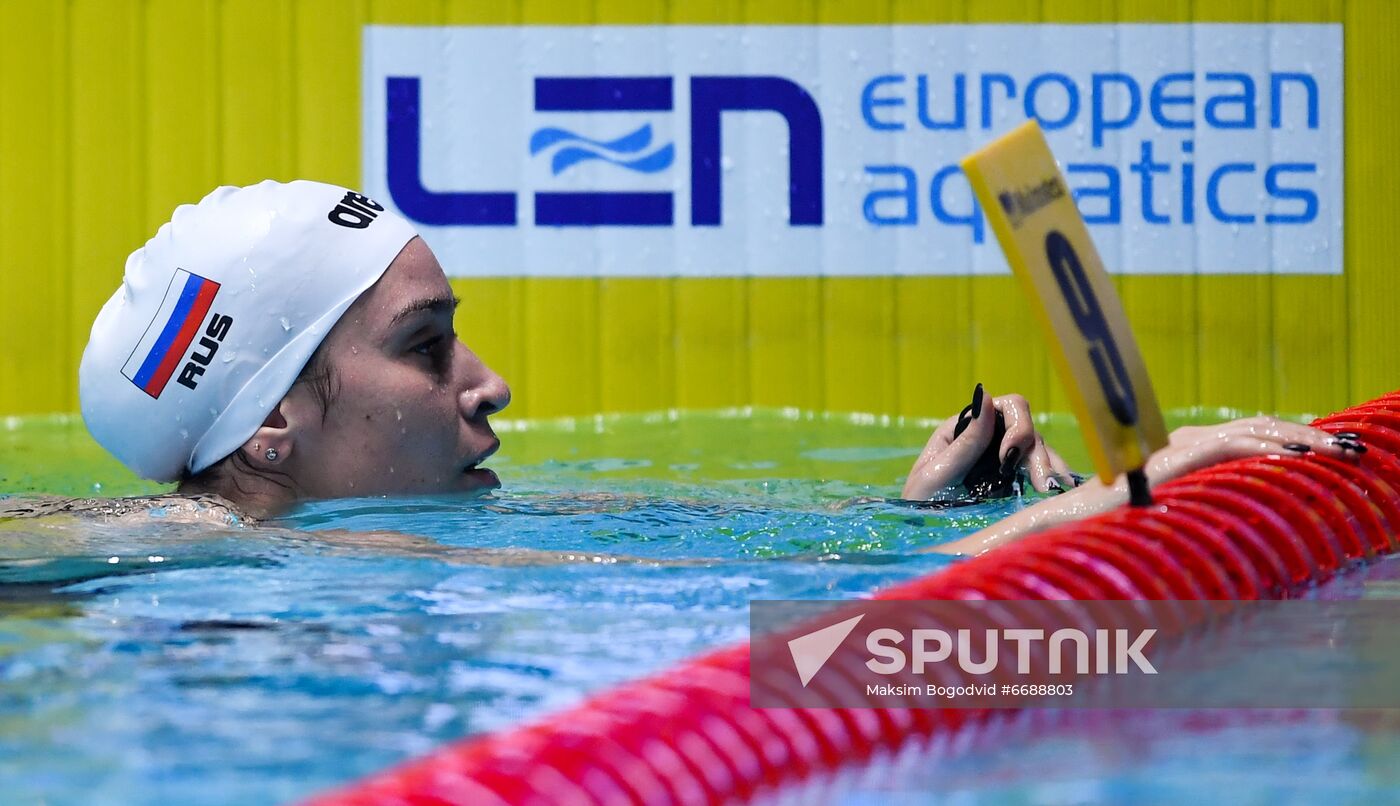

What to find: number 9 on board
left=961, top=120, right=1168, bottom=482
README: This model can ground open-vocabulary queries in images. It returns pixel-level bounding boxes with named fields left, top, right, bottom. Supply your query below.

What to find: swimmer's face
left=280, top=238, right=510, bottom=498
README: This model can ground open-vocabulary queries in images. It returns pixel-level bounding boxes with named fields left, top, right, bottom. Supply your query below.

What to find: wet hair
left=175, top=344, right=341, bottom=496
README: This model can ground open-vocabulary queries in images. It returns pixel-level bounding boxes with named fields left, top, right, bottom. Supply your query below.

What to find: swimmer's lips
left=460, top=439, right=501, bottom=487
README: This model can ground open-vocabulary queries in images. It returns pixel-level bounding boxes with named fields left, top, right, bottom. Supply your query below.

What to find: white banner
left=363, top=24, right=1343, bottom=277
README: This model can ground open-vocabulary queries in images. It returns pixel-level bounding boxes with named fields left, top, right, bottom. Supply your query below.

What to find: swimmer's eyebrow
left=389, top=295, right=460, bottom=328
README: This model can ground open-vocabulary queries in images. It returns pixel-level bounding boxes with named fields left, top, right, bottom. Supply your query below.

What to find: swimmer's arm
left=924, top=475, right=1122, bottom=555
left=302, top=528, right=707, bottom=567
left=924, top=417, right=1360, bottom=556
left=280, top=493, right=713, bottom=566
left=482, top=491, right=648, bottom=516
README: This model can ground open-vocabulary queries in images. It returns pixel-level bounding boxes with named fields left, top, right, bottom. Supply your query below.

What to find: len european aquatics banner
left=363, top=24, right=1342, bottom=278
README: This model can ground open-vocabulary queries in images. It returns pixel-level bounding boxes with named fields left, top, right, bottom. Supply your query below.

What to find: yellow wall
left=0, top=0, right=1391, bottom=419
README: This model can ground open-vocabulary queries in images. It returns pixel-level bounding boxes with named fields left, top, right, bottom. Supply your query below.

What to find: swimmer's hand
left=926, top=417, right=1364, bottom=556
left=903, top=384, right=1075, bottom=501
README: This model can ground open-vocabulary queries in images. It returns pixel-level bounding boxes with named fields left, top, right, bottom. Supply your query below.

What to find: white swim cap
left=80, top=180, right=417, bottom=482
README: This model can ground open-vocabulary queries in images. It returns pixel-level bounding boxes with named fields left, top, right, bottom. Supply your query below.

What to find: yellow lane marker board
left=961, top=120, right=1168, bottom=485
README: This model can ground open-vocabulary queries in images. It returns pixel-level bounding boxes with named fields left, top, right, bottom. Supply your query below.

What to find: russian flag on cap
left=122, top=268, right=220, bottom=399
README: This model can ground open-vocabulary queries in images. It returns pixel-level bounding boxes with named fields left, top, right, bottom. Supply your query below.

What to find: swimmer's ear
left=240, top=405, right=294, bottom=470
left=243, top=379, right=330, bottom=470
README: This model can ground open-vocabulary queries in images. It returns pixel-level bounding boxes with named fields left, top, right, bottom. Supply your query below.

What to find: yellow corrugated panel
left=296, top=0, right=367, bottom=190
left=520, top=278, right=601, bottom=416
left=1347, top=0, right=1400, bottom=404
left=220, top=1, right=296, bottom=184
left=751, top=278, right=824, bottom=409
left=70, top=1, right=143, bottom=415
left=673, top=277, right=750, bottom=408
left=144, top=1, right=221, bottom=228
left=597, top=0, right=663, bottom=25
left=824, top=278, right=899, bottom=413
left=599, top=277, right=676, bottom=411
left=369, top=0, right=442, bottom=27
left=896, top=276, right=976, bottom=420
left=0, top=1, right=69, bottom=414
left=1045, top=0, right=1115, bottom=17
left=524, top=0, right=593, bottom=24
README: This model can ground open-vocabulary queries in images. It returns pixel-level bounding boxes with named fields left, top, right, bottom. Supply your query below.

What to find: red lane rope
left=306, top=393, right=1400, bottom=806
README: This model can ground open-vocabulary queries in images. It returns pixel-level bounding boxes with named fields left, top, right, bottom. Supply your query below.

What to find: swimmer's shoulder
left=0, top=492, right=250, bottom=525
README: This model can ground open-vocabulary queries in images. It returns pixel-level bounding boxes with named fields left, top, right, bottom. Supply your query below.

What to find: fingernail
left=1283, top=442, right=1311, bottom=453
left=999, top=445, right=1021, bottom=479
left=971, top=383, right=984, bottom=419
left=1332, top=438, right=1368, bottom=454
left=1334, top=431, right=1360, bottom=439
left=1046, top=478, right=1063, bottom=492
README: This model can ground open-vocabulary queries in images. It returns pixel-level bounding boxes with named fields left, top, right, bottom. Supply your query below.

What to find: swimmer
left=59, top=180, right=1362, bottom=555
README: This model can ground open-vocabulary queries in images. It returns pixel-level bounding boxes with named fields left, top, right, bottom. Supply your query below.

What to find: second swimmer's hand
left=1137, top=416, right=1362, bottom=482
left=902, top=384, right=1075, bottom=501
left=929, top=416, right=1365, bottom=555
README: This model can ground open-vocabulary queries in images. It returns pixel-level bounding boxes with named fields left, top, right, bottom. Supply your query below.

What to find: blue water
left=0, top=485, right=980, bottom=805
left=4, top=412, right=1400, bottom=805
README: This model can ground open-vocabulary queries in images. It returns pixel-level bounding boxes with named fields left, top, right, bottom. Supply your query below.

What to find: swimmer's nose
left=459, top=362, right=511, bottom=420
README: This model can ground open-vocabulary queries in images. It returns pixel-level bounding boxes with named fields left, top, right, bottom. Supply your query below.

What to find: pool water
left=3, top=410, right=1399, bottom=805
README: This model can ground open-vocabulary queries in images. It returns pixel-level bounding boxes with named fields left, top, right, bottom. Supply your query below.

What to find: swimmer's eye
left=409, top=335, right=451, bottom=362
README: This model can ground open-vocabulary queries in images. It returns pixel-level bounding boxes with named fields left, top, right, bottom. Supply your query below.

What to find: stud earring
left=265, top=448, right=279, bottom=462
